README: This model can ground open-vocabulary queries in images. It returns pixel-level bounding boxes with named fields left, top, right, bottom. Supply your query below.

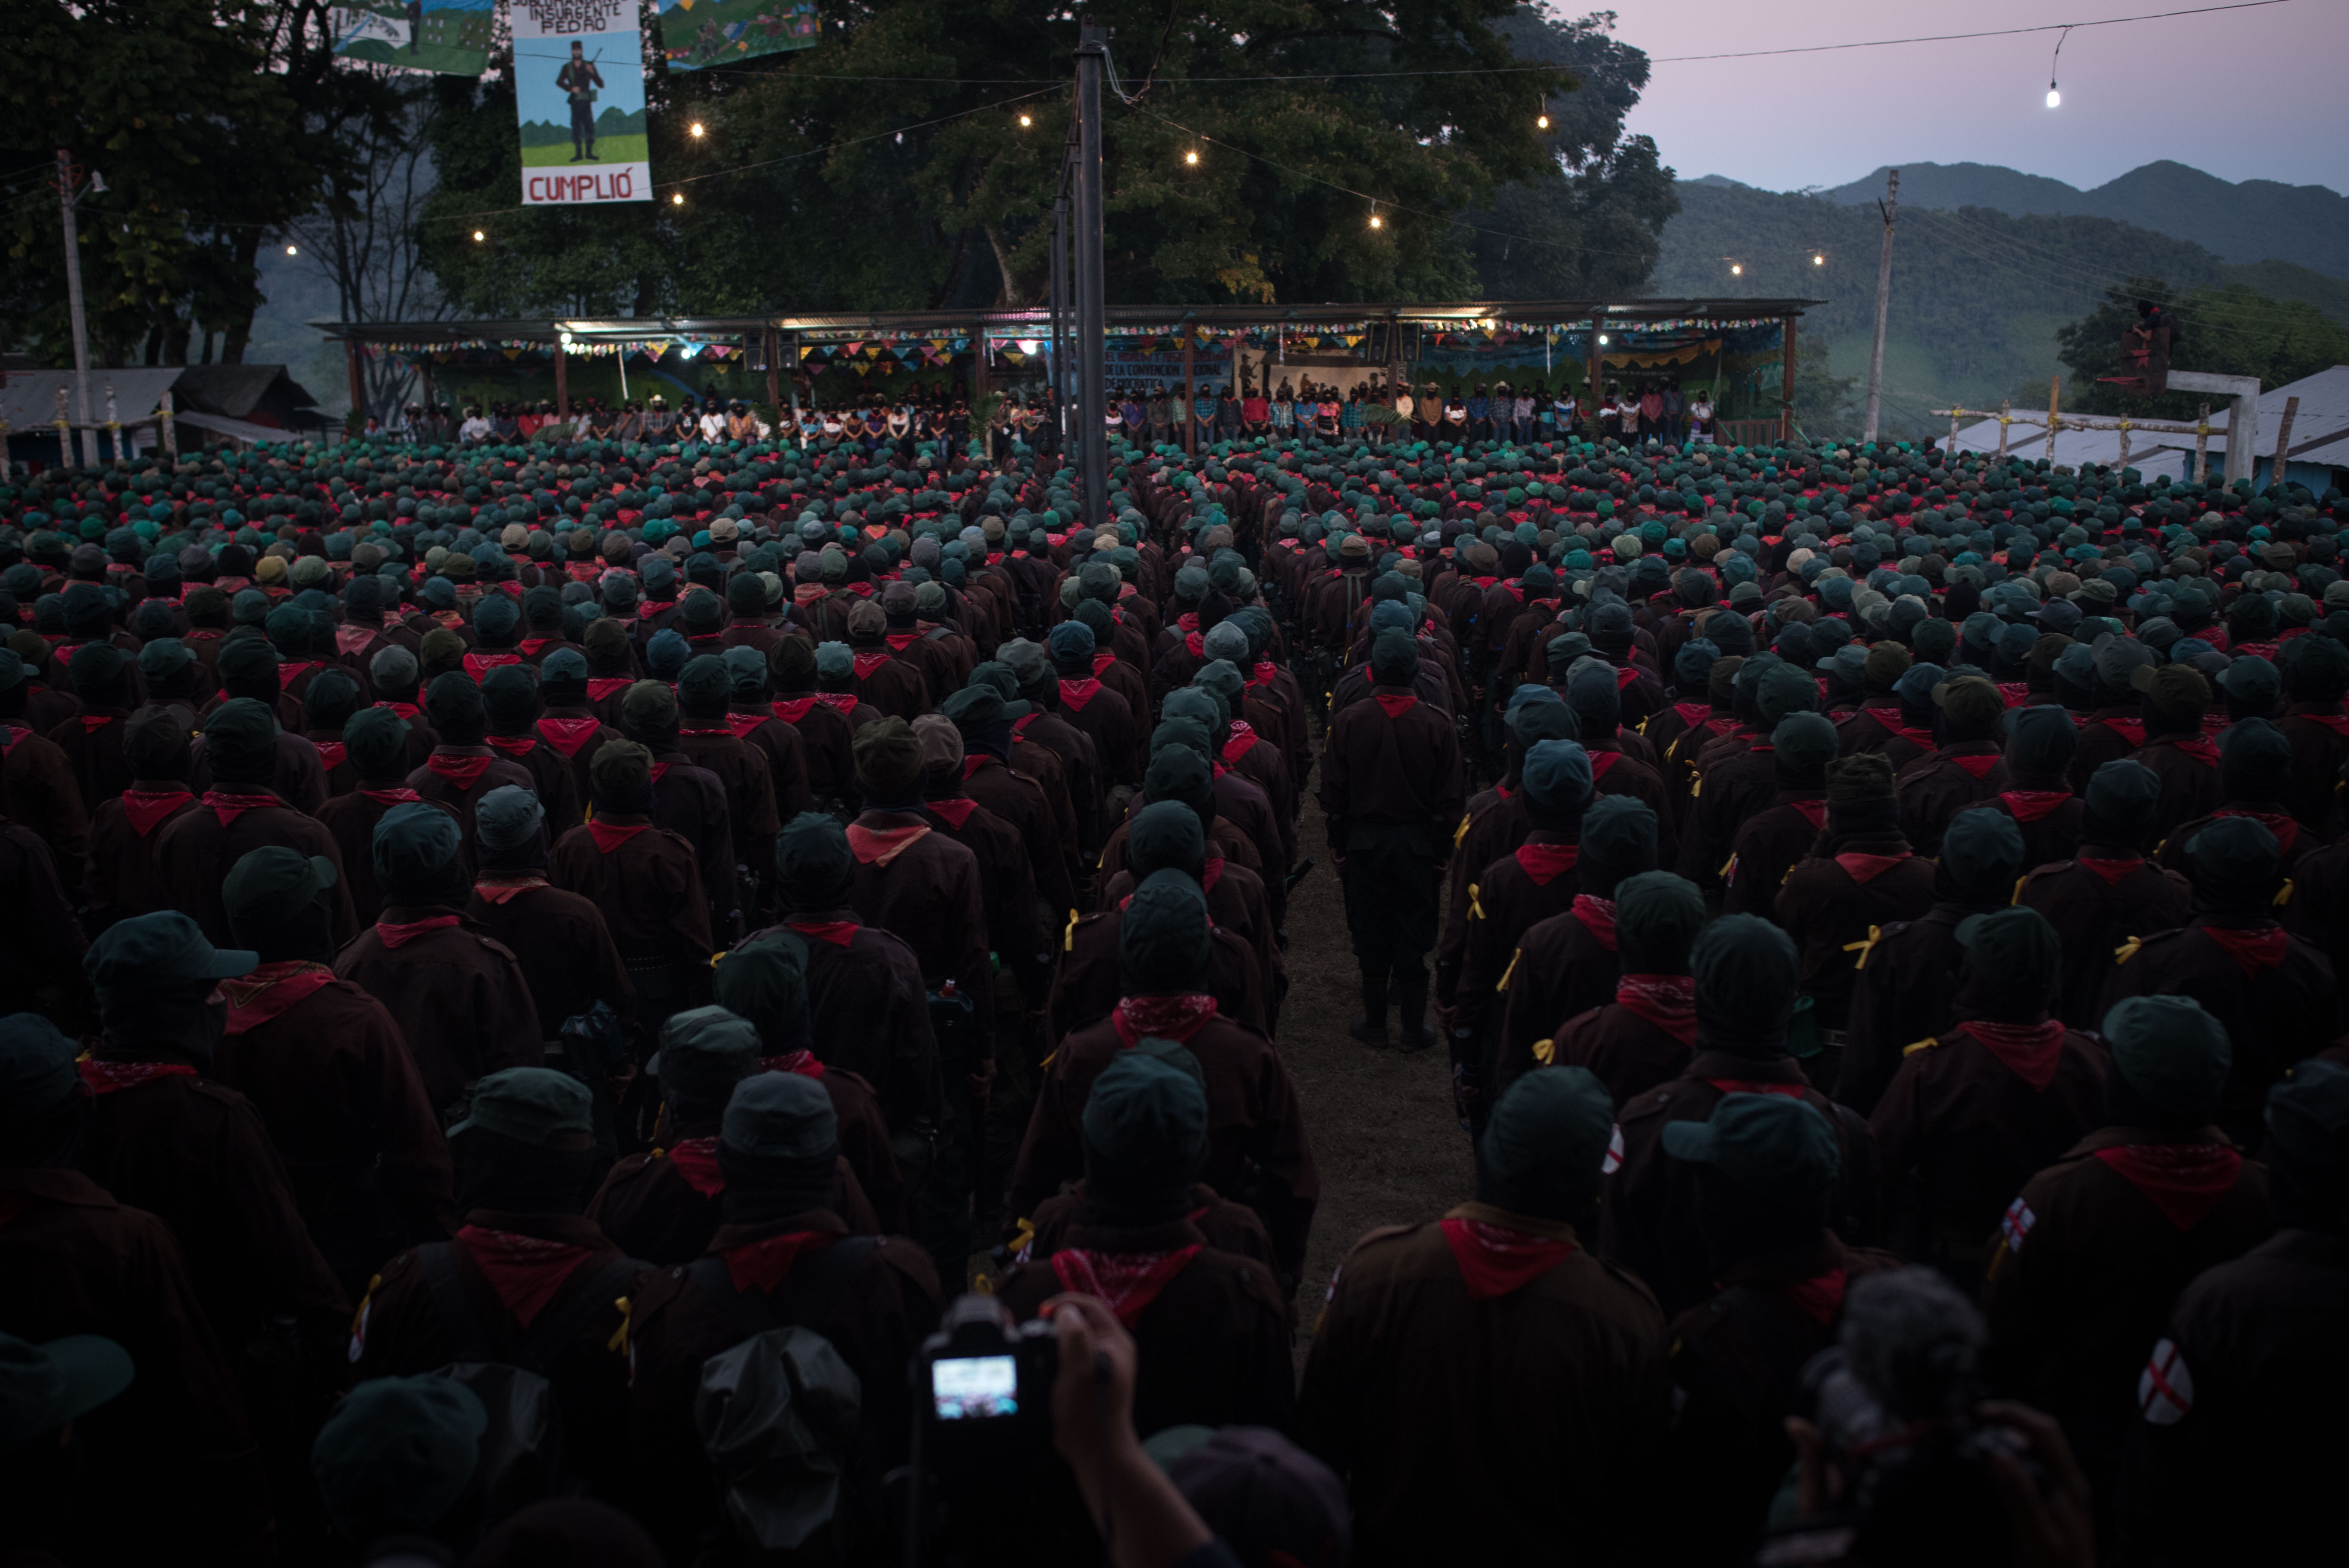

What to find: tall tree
left=2057, top=276, right=2349, bottom=417
left=1465, top=8, right=1677, bottom=300
left=419, top=0, right=1574, bottom=317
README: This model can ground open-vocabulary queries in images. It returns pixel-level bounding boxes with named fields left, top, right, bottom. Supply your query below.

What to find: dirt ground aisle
left=1278, top=787, right=1475, bottom=1349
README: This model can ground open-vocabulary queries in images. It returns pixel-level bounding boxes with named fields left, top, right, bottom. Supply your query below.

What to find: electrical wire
left=1644, top=0, right=2299, bottom=61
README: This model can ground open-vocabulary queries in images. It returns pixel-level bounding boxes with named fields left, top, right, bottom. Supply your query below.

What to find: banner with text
left=655, top=0, right=820, bottom=72
left=329, top=0, right=492, bottom=76
left=514, top=0, right=653, bottom=206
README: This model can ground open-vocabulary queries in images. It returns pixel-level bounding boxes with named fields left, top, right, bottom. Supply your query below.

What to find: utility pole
left=1862, top=167, right=1898, bottom=449
left=55, top=149, right=97, bottom=469
left=1072, top=22, right=1111, bottom=531
left=1050, top=191, right=1070, bottom=449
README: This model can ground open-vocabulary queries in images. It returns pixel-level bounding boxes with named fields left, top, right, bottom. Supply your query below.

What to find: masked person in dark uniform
left=336, top=802, right=543, bottom=1117
left=621, top=1072, right=942, bottom=1565
left=710, top=943, right=903, bottom=1232
left=619, top=680, right=737, bottom=944
left=1320, top=627, right=1467, bottom=1049
left=215, top=846, right=452, bottom=1296
left=2099, top=814, right=2337, bottom=1147
left=752, top=813, right=939, bottom=1139
left=1983, top=995, right=2272, bottom=1513
left=0, top=1012, right=273, bottom=1565
left=1868, top=906, right=2109, bottom=1277
left=153, top=697, right=356, bottom=949
left=1680, top=661, right=1819, bottom=895
left=1721, top=711, right=1835, bottom=918
left=83, top=701, right=200, bottom=930
left=1979, top=703, right=2084, bottom=869
left=2155, top=716, right=2310, bottom=879
left=674, top=655, right=782, bottom=922
left=317, top=705, right=450, bottom=930
left=1299, top=1068, right=1668, bottom=1568
left=2128, top=661, right=2223, bottom=840
left=1660, top=1092, right=1906, bottom=1565
left=408, top=671, right=536, bottom=868
left=1894, top=674, right=2010, bottom=856
left=74, top=911, right=352, bottom=1538
left=2115, top=1059, right=2349, bottom=1566
left=996, top=1049, right=1294, bottom=1436
left=941, top=683, right=1079, bottom=927
left=590, top=1006, right=876, bottom=1265
left=1548, top=869, right=1707, bottom=1107
left=1012, top=869, right=1317, bottom=1292
left=464, top=785, right=635, bottom=1049
left=1436, top=689, right=1574, bottom=1012
left=1492, top=793, right=1660, bottom=1098
left=2015, top=759, right=2191, bottom=1028
left=349, top=1068, right=646, bottom=1503
left=1838, top=806, right=2028, bottom=1116
left=1775, top=752, right=1937, bottom=1046
left=550, top=740, right=713, bottom=1045
left=1603, top=915, right=1879, bottom=1316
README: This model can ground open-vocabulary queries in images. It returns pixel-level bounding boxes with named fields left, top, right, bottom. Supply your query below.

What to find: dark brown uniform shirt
left=334, top=908, right=545, bottom=1111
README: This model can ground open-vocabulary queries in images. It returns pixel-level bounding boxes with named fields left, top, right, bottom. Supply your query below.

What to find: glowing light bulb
left=671, top=192, right=685, bottom=206
left=2046, top=87, right=2061, bottom=108
left=1598, top=334, right=1610, bottom=346
left=1813, top=254, right=1824, bottom=265
left=1369, top=213, right=1382, bottom=228
left=1730, top=263, right=1743, bottom=276
left=1536, top=113, right=1550, bottom=129
left=473, top=230, right=486, bottom=243
left=1185, top=149, right=1199, bottom=165
left=284, top=244, right=297, bottom=256
left=689, top=121, right=705, bottom=138
left=1019, top=114, right=1032, bottom=127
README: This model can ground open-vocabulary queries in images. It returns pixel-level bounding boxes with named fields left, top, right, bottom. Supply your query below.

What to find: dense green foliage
left=2058, top=278, right=2349, bottom=418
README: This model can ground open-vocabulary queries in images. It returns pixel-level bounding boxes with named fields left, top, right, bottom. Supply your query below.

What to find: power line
left=1645, top=0, right=2300, bottom=62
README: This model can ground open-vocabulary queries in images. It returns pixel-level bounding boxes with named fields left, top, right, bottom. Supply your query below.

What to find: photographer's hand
left=1043, top=1292, right=1215, bottom=1568
left=1976, top=1400, right=2095, bottom=1568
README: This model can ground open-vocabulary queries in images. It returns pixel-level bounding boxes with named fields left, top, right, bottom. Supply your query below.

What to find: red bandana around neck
left=121, top=786, right=194, bottom=837
left=335, top=623, right=377, bottom=656
left=427, top=752, right=495, bottom=791
left=536, top=716, right=602, bottom=757
left=588, top=819, right=649, bottom=854
left=277, top=661, right=320, bottom=690
left=1439, top=1216, right=1574, bottom=1301
left=2101, top=716, right=2147, bottom=748
left=1112, top=993, right=1218, bottom=1048
left=454, top=1225, right=595, bottom=1328
left=723, top=711, right=769, bottom=740
left=1096, top=651, right=1123, bottom=679
left=1787, top=798, right=1828, bottom=831
left=463, top=652, right=523, bottom=683
left=78, top=1058, right=198, bottom=1095
left=1058, top=677, right=1101, bottom=712
left=2200, top=923, right=2289, bottom=977
left=474, top=875, right=549, bottom=907
left=770, top=697, right=819, bottom=725
left=722, top=1228, right=839, bottom=1295
left=761, top=1050, right=826, bottom=1080
left=2214, top=807, right=2297, bottom=856
left=1571, top=893, right=1618, bottom=949
left=1782, top=1268, right=1849, bottom=1326
left=1615, top=973, right=1697, bottom=1045
left=2094, top=1143, right=2245, bottom=1232
left=376, top=914, right=460, bottom=949
left=847, top=822, right=930, bottom=867
left=2000, top=789, right=2073, bottom=822
left=79, top=713, right=119, bottom=733
left=2169, top=735, right=2221, bottom=767
left=1834, top=850, right=1912, bottom=884
left=1374, top=692, right=1417, bottom=719
left=2076, top=854, right=2142, bottom=885
left=485, top=734, right=536, bottom=758
left=361, top=786, right=422, bottom=807
left=926, top=798, right=978, bottom=830
left=1950, top=752, right=2003, bottom=780
left=1051, top=1246, right=1203, bottom=1326
left=1957, top=1019, right=2067, bottom=1090
left=1514, top=841, right=1580, bottom=886
left=203, top=789, right=280, bottom=828
left=587, top=677, right=633, bottom=702
left=785, top=916, right=860, bottom=946
left=816, top=691, right=859, bottom=715
left=220, top=959, right=336, bottom=1035
left=851, top=650, right=894, bottom=680
left=665, top=1135, right=725, bottom=1198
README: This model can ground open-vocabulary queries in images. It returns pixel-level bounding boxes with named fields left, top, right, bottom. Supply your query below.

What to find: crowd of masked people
left=0, top=418, right=2344, bottom=1568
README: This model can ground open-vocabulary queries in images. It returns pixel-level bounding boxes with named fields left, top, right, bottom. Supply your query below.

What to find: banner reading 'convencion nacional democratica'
left=513, top=0, right=653, bottom=205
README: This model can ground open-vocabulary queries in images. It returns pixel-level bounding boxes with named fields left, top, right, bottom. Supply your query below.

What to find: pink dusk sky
left=1606, top=0, right=2347, bottom=194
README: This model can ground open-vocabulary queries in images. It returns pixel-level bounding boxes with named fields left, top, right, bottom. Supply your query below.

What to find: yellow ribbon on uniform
left=1901, top=1035, right=1940, bottom=1057
left=1008, top=1217, right=1036, bottom=1257
left=607, top=1295, right=633, bottom=1353
left=2114, top=935, right=2143, bottom=966
left=1843, top=925, right=1886, bottom=969
left=1063, top=910, right=1082, bottom=952
left=1454, top=812, right=1474, bottom=849
left=1467, top=883, right=1485, bottom=922
left=1496, top=948, right=1521, bottom=992
left=2275, top=879, right=2295, bottom=908
left=1532, top=1036, right=1557, bottom=1066
left=2011, top=875, right=2028, bottom=906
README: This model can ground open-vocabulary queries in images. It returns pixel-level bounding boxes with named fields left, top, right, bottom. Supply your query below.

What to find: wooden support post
left=2045, top=377, right=2061, bottom=461
left=345, top=338, right=365, bottom=431
left=2117, top=419, right=2132, bottom=472
left=554, top=342, right=569, bottom=417
left=159, top=389, right=176, bottom=459
left=2194, top=404, right=2211, bottom=485
left=765, top=329, right=781, bottom=418
left=1780, top=315, right=1797, bottom=443
left=1587, top=313, right=1603, bottom=404
left=1182, top=334, right=1195, bottom=456
left=2271, top=395, right=2300, bottom=488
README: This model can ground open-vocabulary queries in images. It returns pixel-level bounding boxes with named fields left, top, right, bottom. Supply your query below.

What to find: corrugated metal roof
left=1951, top=362, right=2349, bottom=479
left=0, top=369, right=184, bottom=434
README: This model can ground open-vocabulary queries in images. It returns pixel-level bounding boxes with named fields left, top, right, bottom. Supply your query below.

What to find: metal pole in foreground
left=1050, top=193, right=1070, bottom=449
left=56, top=150, right=97, bottom=469
left=1861, top=167, right=1898, bottom=448
left=1073, top=22, right=1111, bottom=531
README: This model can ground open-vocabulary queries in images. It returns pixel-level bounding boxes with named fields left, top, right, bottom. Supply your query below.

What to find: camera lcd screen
left=931, top=1354, right=1019, bottom=1419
